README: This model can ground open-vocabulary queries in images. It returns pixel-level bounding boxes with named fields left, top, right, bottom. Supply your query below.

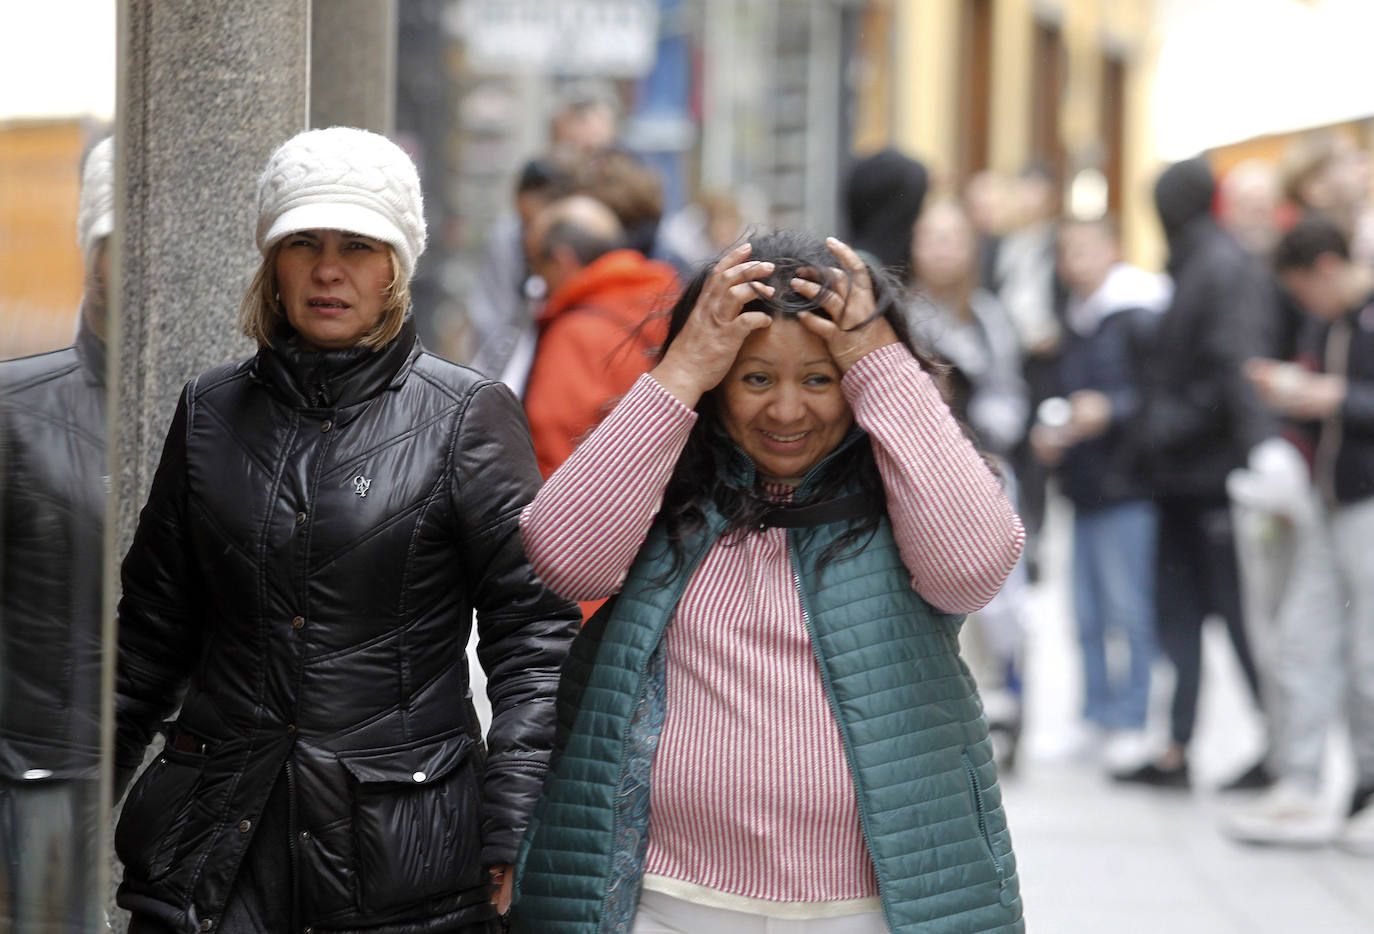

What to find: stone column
left=105, top=3, right=309, bottom=927
left=310, top=0, right=398, bottom=134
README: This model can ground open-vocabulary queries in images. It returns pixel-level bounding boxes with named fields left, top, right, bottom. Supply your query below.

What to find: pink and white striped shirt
left=521, top=343, right=1024, bottom=918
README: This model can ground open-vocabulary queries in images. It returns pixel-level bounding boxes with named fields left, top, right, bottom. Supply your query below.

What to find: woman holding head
left=511, top=230, right=1026, bottom=933
left=113, top=127, right=579, bottom=933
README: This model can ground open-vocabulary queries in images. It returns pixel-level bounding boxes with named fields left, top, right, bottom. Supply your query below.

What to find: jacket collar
left=538, top=249, right=676, bottom=325
left=252, top=316, right=420, bottom=411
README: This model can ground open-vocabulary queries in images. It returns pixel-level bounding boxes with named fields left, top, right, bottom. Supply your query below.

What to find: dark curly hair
left=654, top=228, right=942, bottom=575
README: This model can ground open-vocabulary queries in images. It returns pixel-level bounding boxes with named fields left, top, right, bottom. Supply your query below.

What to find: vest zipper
left=962, top=750, right=1007, bottom=887
left=789, top=552, right=899, bottom=933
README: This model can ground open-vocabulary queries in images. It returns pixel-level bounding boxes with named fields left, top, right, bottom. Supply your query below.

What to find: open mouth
left=308, top=298, right=350, bottom=309
left=762, top=430, right=807, bottom=443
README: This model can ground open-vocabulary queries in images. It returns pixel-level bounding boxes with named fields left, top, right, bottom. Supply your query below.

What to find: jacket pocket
left=114, top=746, right=207, bottom=883
left=961, top=749, right=1006, bottom=887
left=339, top=732, right=484, bottom=913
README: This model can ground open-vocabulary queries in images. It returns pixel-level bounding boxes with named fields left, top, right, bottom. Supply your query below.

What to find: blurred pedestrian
left=113, top=127, right=579, bottom=933
left=1033, top=216, right=1170, bottom=774
left=657, top=189, right=748, bottom=269
left=1120, top=157, right=1279, bottom=790
left=467, top=153, right=577, bottom=386
left=549, top=78, right=621, bottom=154
left=1222, top=216, right=1374, bottom=853
left=0, top=135, right=112, bottom=934
left=466, top=78, right=621, bottom=384
left=996, top=162, right=1068, bottom=580
left=1282, top=131, right=1374, bottom=265
left=908, top=198, right=1028, bottom=457
left=511, top=231, right=1026, bottom=933
left=965, top=169, right=1015, bottom=292
left=907, top=197, right=1030, bottom=771
left=521, top=194, right=679, bottom=479
left=842, top=147, right=929, bottom=281
left=572, top=146, right=690, bottom=275
left=1219, top=159, right=1284, bottom=259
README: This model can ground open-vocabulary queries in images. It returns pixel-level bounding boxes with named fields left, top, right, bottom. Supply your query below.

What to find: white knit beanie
left=77, top=136, right=115, bottom=258
left=256, top=127, right=426, bottom=280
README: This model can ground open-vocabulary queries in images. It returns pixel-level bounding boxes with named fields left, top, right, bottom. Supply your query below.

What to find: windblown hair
left=238, top=240, right=411, bottom=350
left=656, top=228, right=939, bottom=574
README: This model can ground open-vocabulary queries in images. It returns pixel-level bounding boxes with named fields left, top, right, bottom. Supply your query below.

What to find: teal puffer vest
left=513, top=441, right=1024, bottom=933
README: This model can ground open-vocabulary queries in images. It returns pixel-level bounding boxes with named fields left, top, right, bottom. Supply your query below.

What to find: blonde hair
left=239, top=240, right=411, bottom=350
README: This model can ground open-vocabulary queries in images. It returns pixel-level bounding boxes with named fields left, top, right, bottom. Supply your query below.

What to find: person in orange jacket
left=523, top=194, right=680, bottom=479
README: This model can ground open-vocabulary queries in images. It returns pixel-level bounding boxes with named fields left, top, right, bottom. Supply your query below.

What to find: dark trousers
left=1155, top=496, right=1264, bottom=746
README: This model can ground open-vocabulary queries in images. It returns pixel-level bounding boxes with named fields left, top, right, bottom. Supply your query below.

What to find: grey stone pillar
left=104, top=3, right=309, bottom=928
left=112, top=0, right=309, bottom=554
left=310, top=0, right=398, bottom=134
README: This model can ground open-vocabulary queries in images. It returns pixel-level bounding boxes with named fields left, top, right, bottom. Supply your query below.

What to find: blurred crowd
left=5, top=77, right=1374, bottom=931
left=459, top=86, right=1374, bottom=860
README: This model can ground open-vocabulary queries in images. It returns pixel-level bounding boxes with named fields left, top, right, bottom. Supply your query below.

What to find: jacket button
left=295, top=511, right=307, bottom=525
left=291, top=616, right=305, bottom=630
left=286, top=723, right=296, bottom=734
left=199, top=920, right=214, bottom=932
left=412, top=771, right=426, bottom=783
left=237, top=819, right=251, bottom=833
left=321, top=420, right=332, bottom=432
left=300, top=830, right=310, bottom=840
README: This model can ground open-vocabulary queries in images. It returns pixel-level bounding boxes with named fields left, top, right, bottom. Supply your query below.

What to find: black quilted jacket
left=0, top=321, right=106, bottom=783
left=113, top=318, right=579, bottom=933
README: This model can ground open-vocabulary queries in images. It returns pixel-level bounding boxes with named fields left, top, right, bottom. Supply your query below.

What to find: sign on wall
left=451, top=0, right=660, bottom=77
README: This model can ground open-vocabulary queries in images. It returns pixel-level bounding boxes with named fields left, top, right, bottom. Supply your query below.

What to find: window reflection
left=0, top=130, right=111, bottom=932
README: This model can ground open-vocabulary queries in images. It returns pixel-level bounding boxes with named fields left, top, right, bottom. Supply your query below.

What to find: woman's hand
left=791, top=237, right=899, bottom=372
left=651, top=243, right=775, bottom=407
left=490, top=863, right=514, bottom=916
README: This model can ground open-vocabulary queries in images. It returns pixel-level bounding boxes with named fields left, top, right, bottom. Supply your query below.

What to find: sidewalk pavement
left=1003, top=759, right=1373, bottom=933
left=1007, top=495, right=1374, bottom=933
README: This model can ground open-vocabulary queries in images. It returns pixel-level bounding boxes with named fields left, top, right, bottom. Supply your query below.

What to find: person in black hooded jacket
left=843, top=147, right=929, bottom=281
left=113, top=127, right=580, bottom=934
left=1117, top=156, right=1279, bottom=789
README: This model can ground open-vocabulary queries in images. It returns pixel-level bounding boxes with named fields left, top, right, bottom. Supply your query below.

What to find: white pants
left=631, top=890, right=889, bottom=934
left=1269, top=495, right=1374, bottom=789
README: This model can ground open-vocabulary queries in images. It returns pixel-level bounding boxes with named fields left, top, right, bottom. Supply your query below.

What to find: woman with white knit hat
left=113, top=126, right=579, bottom=934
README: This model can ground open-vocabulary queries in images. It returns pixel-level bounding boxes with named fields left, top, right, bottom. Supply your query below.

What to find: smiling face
left=717, top=316, right=854, bottom=486
left=275, top=229, right=395, bottom=351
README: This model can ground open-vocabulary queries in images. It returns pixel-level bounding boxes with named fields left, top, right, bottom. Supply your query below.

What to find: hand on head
left=791, top=236, right=899, bottom=372
left=652, top=237, right=901, bottom=408
left=652, top=242, right=776, bottom=407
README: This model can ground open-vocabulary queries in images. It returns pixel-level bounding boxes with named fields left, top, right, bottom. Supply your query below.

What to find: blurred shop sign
left=451, top=0, right=660, bottom=77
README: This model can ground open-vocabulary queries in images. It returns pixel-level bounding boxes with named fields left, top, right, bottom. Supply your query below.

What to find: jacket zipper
left=790, top=554, right=899, bottom=933
left=286, top=756, right=303, bottom=929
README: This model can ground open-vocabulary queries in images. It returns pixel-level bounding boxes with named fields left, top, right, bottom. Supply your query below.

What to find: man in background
left=522, top=194, right=679, bottom=479
left=1223, top=216, right=1374, bottom=854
